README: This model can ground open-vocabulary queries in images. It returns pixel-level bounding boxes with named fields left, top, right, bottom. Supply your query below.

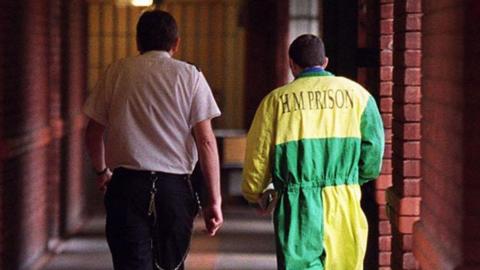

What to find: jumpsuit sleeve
left=242, top=95, right=276, bottom=203
left=358, top=96, right=385, bottom=185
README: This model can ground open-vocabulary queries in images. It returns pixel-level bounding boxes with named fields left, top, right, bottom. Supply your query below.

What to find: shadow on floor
left=42, top=203, right=277, bottom=270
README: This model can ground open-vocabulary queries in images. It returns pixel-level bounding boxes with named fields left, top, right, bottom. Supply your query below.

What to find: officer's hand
left=203, top=204, right=223, bottom=236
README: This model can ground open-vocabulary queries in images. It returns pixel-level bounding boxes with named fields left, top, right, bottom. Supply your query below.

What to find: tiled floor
left=42, top=204, right=277, bottom=270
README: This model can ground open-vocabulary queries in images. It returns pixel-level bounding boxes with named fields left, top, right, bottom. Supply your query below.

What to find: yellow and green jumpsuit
left=242, top=68, right=384, bottom=270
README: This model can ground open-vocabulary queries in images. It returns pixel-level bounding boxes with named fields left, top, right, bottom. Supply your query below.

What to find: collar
left=142, top=50, right=172, bottom=58
left=296, top=66, right=333, bottom=79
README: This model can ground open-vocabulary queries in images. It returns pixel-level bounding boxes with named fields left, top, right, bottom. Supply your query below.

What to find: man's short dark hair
left=288, top=34, right=326, bottom=68
left=136, top=10, right=178, bottom=52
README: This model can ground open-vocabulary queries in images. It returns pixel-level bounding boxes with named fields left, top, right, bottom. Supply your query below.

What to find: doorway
left=323, top=0, right=380, bottom=268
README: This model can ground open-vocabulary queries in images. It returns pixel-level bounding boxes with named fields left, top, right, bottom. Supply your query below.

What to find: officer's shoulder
left=168, top=58, right=200, bottom=72
left=185, top=61, right=201, bottom=72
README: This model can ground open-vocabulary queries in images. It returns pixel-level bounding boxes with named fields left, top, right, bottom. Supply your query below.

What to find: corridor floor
left=42, top=203, right=277, bottom=270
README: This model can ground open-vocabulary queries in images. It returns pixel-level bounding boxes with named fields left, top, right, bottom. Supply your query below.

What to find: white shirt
left=83, top=51, right=221, bottom=174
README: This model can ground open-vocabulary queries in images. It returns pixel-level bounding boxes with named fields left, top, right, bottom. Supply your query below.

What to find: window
left=288, top=0, right=321, bottom=80
left=289, top=0, right=321, bottom=43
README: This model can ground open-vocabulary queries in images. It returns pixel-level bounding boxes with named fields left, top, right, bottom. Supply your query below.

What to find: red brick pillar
left=0, top=0, right=87, bottom=268
left=378, top=0, right=394, bottom=269
left=1, top=1, right=52, bottom=268
left=60, top=0, right=88, bottom=235
left=387, top=0, right=422, bottom=269
left=412, top=1, right=480, bottom=269
left=46, top=0, right=63, bottom=246
left=0, top=1, right=10, bottom=266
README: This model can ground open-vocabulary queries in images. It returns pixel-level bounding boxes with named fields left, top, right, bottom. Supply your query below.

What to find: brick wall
left=0, top=0, right=87, bottom=269
left=387, top=0, right=422, bottom=269
left=378, top=0, right=394, bottom=269
left=413, top=1, right=480, bottom=269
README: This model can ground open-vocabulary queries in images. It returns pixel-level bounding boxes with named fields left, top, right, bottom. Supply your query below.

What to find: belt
left=113, top=167, right=190, bottom=180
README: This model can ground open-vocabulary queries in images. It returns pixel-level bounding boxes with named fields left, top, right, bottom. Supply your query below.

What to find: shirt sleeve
left=358, top=96, right=385, bottom=185
left=242, top=95, right=276, bottom=203
left=189, top=72, right=221, bottom=126
left=83, top=67, right=110, bottom=125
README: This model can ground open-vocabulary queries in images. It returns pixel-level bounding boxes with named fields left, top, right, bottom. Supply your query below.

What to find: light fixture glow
left=131, top=0, right=153, bottom=6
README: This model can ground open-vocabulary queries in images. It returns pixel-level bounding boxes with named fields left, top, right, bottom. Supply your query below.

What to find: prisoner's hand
left=203, top=204, right=223, bottom=236
left=256, top=189, right=277, bottom=216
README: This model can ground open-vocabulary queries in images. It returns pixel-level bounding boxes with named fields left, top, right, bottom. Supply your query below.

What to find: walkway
left=42, top=203, right=277, bottom=270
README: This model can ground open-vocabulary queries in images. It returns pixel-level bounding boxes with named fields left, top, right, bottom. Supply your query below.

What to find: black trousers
left=104, top=168, right=199, bottom=270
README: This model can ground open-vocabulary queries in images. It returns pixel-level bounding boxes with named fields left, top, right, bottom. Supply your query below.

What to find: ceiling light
left=115, top=0, right=153, bottom=6
left=131, top=0, right=153, bottom=6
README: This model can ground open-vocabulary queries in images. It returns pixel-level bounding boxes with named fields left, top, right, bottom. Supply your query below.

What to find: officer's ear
left=170, top=37, right=180, bottom=55
left=136, top=37, right=143, bottom=54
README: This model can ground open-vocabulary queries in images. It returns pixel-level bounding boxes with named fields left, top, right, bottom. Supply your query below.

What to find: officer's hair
left=136, top=10, right=178, bottom=52
left=288, top=34, right=326, bottom=68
